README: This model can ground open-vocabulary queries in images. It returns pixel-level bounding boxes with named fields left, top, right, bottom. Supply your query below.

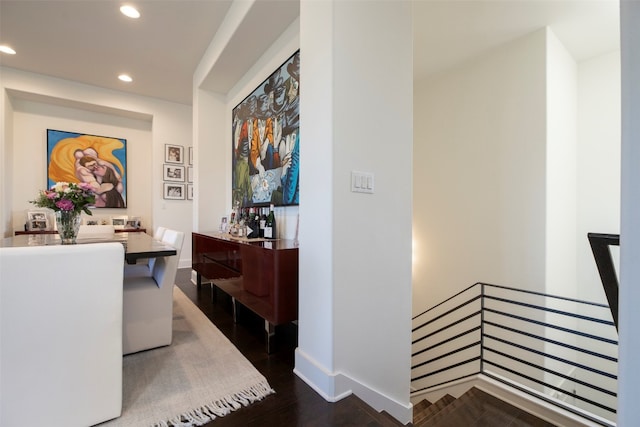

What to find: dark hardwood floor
left=174, top=268, right=402, bottom=427
left=175, top=269, right=558, bottom=427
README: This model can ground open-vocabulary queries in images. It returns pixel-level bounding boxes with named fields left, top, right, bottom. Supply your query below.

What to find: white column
left=296, top=1, right=413, bottom=423
left=618, top=1, right=640, bottom=425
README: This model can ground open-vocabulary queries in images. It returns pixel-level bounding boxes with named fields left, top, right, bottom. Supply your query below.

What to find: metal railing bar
left=485, top=295, right=615, bottom=326
left=411, top=372, right=480, bottom=394
left=412, top=296, right=481, bottom=333
left=484, top=336, right=617, bottom=380
left=412, top=341, right=481, bottom=370
left=413, top=283, right=480, bottom=320
left=484, top=346, right=617, bottom=397
left=483, top=320, right=618, bottom=362
left=482, top=371, right=616, bottom=427
left=412, top=311, right=481, bottom=345
left=412, top=356, right=481, bottom=382
left=412, top=326, right=481, bottom=358
left=483, top=360, right=617, bottom=414
left=482, top=282, right=611, bottom=308
left=484, top=308, right=618, bottom=345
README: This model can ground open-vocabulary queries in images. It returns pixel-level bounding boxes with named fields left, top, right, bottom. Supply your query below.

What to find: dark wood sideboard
left=192, top=231, right=298, bottom=353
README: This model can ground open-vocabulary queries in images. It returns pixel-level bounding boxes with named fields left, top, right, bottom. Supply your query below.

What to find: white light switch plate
left=351, top=171, right=374, bottom=194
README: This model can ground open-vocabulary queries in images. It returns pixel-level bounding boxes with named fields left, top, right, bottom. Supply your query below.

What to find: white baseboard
left=294, top=348, right=413, bottom=425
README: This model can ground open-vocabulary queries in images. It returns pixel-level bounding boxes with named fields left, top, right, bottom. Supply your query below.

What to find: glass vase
left=55, top=210, right=82, bottom=244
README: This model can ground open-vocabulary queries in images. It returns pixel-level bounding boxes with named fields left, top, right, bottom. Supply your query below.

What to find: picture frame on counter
left=126, top=217, right=141, bottom=229
left=26, top=210, right=50, bottom=231
left=111, top=215, right=128, bottom=229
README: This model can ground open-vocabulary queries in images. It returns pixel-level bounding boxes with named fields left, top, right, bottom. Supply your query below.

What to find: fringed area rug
left=100, top=287, right=274, bottom=427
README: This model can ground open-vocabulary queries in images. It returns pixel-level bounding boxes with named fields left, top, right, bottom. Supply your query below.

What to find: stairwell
left=411, top=387, right=558, bottom=427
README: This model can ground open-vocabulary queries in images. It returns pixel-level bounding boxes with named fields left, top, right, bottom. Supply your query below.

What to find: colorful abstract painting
left=232, top=50, right=300, bottom=207
left=47, top=129, right=127, bottom=208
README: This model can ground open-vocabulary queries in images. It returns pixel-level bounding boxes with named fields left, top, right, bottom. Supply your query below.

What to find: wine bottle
left=253, top=210, right=261, bottom=238
left=259, top=207, right=267, bottom=238
left=264, top=204, right=276, bottom=239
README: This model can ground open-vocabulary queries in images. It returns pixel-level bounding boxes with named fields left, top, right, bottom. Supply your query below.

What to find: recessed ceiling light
left=0, top=45, right=16, bottom=55
left=118, top=74, right=133, bottom=83
left=120, top=5, right=140, bottom=19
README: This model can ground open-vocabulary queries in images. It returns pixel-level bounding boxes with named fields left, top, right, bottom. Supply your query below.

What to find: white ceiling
left=0, top=0, right=620, bottom=105
left=413, top=0, right=620, bottom=81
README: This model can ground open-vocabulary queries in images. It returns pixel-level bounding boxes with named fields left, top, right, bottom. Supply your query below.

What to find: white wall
left=577, top=50, right=621, bottom=304
left=0, top=68, right=193, bottom=267
left=10, top=99, right=153, bottom=231
left=1, top=70, right=15, bottom=235
left=545, top=28, right=578, bottom=296
left=413, top=30, right=547, bottom=312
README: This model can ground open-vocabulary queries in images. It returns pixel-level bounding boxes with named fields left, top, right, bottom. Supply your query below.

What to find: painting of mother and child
left=47, top=129, right=127, bottom=208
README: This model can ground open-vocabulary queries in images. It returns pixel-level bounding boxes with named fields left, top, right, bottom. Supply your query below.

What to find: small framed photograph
left=164, top=183, right=185, bottom=200
left=187, top=184, right=194, bottom=200
left=111, top=215, right=128, bottom=229
left=188, top=166, right=194, bottom=183
left=165, top=144, right=184, bottom=164
left=163, top=164, right=185, bottom=182
left=125, top=217, right=140, bottom=229
left=27, top=211, right=49, bottom=231
left=189, top=147, right=193, bottom=165
left=84, top=218, right=100, bottom=226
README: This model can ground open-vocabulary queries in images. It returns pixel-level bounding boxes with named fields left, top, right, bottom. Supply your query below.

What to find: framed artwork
left=83, top=218, right=100, bottom=226
left=27, top=211, right=49, bottom=231
left=111, top=215, right=128, bottom=229
left=164, top=183, right=185, bottom=200
left=165, top=144, right=184, bottom=164
left=187, top=184, right=194, bottom=200
left=47, top=129, right=127, bottom=208
left=188, top=166, right=194, bottom=183
left=189, top=147, right=193, bottom=165
left=163, top=164, right=185, bottom=182
left=232, top=50, right=300, bottom=208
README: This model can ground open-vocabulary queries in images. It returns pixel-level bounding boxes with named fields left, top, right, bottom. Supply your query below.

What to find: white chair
left=154, top=226, right=167, bottom=240
left=0, top=243, right=124, bottom=427
left=78, top=224, right=115, bottom=238
left=122, top=228, right=184, bottom=355
left=123, top=226, right=167, bottom=277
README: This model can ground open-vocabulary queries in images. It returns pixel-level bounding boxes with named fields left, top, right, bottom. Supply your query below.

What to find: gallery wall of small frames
left=163, top=144, right=193, bottom=200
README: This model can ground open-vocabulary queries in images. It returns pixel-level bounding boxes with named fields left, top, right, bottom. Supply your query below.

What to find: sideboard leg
left=265, top=321, right=276, bottom=354
left=232, top=297, right=239, bottom=323
left=196, top=271, right=202, bottom=289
